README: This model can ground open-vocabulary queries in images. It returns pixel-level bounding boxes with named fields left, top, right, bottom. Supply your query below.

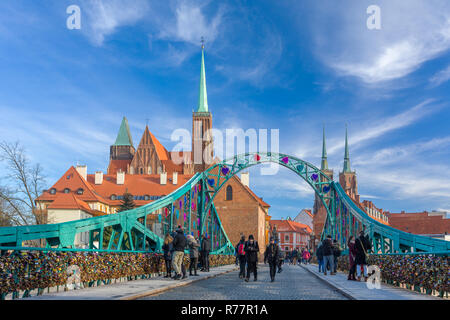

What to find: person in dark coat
left=264, top=237, right=279, bottom=282
left=332, top=240, right=341, bottom=273
left=244, top=234, right=259, bottom=282
left=187, top=235, right=200, bottom=276
left=316, top=244, right=324, bottom=272
left=162, top=234, right=173, bottom=278
left=235, top=235, right=247, bottom=279
left=355, top=231, right=372, bottom=281
left=347, top=236, right=357, bottom=280
left=322, top=235, right=335, bottom=275
left=172, top=226, right=187, bottom=280
left=200, top=235, right=211, bottom=272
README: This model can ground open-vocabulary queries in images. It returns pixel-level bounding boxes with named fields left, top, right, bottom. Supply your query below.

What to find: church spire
left=321, top=125, right=328, bottom=170
left=197, top=40, right=208, bottom=113
left=343, top=125, right=351, bottom=173
left=114, top=116, right=134, bottom=147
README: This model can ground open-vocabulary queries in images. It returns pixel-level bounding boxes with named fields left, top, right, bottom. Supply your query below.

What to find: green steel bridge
left=1, top=152, right=449, bottom=255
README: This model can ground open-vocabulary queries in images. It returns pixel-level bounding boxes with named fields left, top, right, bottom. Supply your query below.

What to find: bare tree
left=0, top=141, right=46, bottom=226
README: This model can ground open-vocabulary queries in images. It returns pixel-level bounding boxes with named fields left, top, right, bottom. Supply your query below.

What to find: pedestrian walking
left=302, top=249, right=310, bottom=265
left=296, top=249, right=302, bottom=265
left=172, top=226, right=187, bottom=280
left=200, top=234, right=211, bottom=272
left=162, top=234, right=173, bottom=278
left=235, top=235, right=247, bottom=279
left=316, top=244, right=324, bottom=272
left=277, top=247, right=285, bottom=273
left=244, top=235, right=259, bottom=282
left=355, top=231, right=372, bottom=281
left=332, top=240, right=341, bottom=273
left=187, top=235, right=200, bottom=276
left=264, top=237, right=279, bottom=282
left=347, top=236, right=357, bottom=281
left=322, top=235, right=335, bottom=275
left=292, top=248, right=298, bottom=265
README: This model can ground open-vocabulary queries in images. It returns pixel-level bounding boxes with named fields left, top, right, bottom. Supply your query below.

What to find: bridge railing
left=0, top=247, right=235, bottom=300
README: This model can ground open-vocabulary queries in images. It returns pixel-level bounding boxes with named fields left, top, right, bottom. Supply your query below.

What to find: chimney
left=117, top=170, right=125, bottom=185
left=160, top=172, right=167, bottom=185
left=95, top=171, right=103, bottom=185
left=76, top=165, right=87, bottom=181
left=240, top=172, right=249, bottom=187
left=173, top=172, right=178, bottom=185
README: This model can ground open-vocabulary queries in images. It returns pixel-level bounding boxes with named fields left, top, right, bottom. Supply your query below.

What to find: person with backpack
left=332, top=240, right=341, bottom=273
left=322, top=235, right=335, bottom=275
left=244, top=234, right=259, bottom=282
left=355, top=231, right=372, bottom=281
left=316, top=244, right=324, bottom=272
left=200, top=234, right=211, bottom=272
left=264, top=237, right=279, bottom=282
left=236, top=235, right=247, bottom=279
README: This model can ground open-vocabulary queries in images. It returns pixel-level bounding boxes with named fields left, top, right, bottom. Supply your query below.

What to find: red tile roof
left=107, top=159, right=131, bottom=175
left=270, top=220, right=312, bottom=234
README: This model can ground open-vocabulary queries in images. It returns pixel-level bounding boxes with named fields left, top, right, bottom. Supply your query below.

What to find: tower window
left=226, top=185, right=232, bottom=201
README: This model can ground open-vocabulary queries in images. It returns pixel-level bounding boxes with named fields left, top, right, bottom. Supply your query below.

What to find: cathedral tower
left=339, top=126, right=359, bottom=202
left=192, top=43, right=213, bottom=173
left=313, top=126, right=334, bottom=236
left=110, top=117, right=135, bottom=161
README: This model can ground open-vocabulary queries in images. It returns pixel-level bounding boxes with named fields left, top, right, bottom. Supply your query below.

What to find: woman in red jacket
left=347, top=236, right=357, bottom=280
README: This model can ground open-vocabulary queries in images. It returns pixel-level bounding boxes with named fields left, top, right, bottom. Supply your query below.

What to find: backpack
left=238, top=243, right=245, bottom=256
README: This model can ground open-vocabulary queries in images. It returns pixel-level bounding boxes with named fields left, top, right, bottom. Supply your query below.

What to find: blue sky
left=1, top=0, right=450, bottom=220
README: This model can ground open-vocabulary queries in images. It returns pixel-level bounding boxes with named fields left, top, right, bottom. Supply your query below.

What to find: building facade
left=269, top=219, right=312, bottom=252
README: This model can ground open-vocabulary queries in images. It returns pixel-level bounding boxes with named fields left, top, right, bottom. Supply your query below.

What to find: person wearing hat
left=264, top=236, right=279, bottom=282
left=244, top=234, right=259, bottom=282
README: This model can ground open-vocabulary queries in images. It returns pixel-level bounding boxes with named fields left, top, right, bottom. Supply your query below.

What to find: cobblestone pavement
left=141, top=264, right=348, bottom=300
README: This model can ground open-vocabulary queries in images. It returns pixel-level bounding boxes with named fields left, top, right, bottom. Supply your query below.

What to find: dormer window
left=50, top=188, right=56, bottom=195
left=144, top=195, right=150, bottom=201
left=111, top=194, right=117, bottom=200
left=77, top=188, right=84, bottom=195
left=64, top=188, right=70, bottom=194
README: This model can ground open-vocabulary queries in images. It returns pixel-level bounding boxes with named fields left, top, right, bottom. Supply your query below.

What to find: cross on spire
left=201, top=36, right=205, bottom=49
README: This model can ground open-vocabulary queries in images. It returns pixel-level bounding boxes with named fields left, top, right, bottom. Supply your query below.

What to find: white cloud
left=429, top=64, right=450, bottom=87
left=308, top=0, right=450, bottom=84
left=157, top=2, right=224, bottom=45
left=82, top=0, right=149, bottom=46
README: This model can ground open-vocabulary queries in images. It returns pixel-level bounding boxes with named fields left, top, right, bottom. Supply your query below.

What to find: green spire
left=197, top=44, right=208, bottom=113
left=114, top=117, right=134, bottom=146
left=343, top=125, right=351, bottom=173
left=321, top=125, right=328, bottom=170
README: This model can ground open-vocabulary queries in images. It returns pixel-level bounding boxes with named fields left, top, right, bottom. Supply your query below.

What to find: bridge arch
left=200, top=152, right=334, bottom=238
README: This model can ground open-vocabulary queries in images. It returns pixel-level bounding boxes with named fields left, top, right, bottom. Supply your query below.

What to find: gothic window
left=226, top=185, right=232, bottom=201
left=140, top=168, right=143, bottom=174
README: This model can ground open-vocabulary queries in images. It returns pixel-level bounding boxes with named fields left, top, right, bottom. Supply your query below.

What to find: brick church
left=36, top=45, right=271, bottom=253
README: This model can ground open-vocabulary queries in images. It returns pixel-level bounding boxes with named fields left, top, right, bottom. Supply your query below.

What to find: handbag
left=358, top=238, right=369, bottom=261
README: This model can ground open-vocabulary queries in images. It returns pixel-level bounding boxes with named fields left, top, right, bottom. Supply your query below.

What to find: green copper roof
left=321, top=126, right=328, bottom=170
left=343, top=126, right=351, bottom=173
left=114, top=117, right=134, bottom=146
left=197, top=45, right=208, bottom=113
